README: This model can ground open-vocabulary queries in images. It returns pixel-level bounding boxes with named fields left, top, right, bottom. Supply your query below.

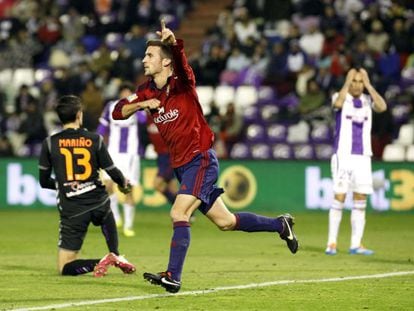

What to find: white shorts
left=103, top=153, right=140, bottom=185
left=331, top=154, right=373, bottom=195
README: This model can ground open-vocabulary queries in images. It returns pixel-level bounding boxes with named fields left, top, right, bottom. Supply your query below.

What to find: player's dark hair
left=56, top=95, right=82, bottom=124
left=119, top=81, right=135, bottom=93
left=146, top=39, right=173, bottom=60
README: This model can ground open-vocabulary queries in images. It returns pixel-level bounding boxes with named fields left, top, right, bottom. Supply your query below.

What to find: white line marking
left=9, top=271, right=414, bottom=311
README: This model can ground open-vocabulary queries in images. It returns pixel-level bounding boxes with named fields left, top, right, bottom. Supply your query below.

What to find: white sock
left=350, top=202, right=366, bottom=249
left=123, top=203, right=135, bottom=230
left=327, top=200, right=343, bottom=246
left=109, top=194, right=121, bottom=224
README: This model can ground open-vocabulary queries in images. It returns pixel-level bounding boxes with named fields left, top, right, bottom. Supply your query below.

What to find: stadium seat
left=395, top=123, right=414, bottom=145
left=293, top=143, right=314, bottom=159
left=272, top=143, right=292, bottom=159
left=196, top=86, right=214, bottom=115
left=267, top=124, right=287, bottom=143
left=214, top=85, right=235, bottom=115
left=260, top=104, right=279, bottom=123
left=310, top=121, right=332, bottom=143
left=314, top=143, right=334, bottom=160
left=391, top=104, right=411, bottom=125
left=250, top=143, right=271, bottom=159
left=242, top=105, right=260, bottom=124
left=287, top=120, right=310, bottom=143
left=246, top=123, right=267, bottom=142
left=230, top=142, right=250, bottom=159
left=406, top=145, right=414, bottom=161
left=382, top=144, right=405, bottom=161
left=257, top=86, right=276, bottom=105
left=234, top=85, right=258, bottom=111
left=105, top=32, right=124, bottom=50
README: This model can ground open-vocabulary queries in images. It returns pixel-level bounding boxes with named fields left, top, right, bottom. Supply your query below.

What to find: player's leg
left=106, top=179, right=122, bottom=228
left=205, top=196, right=298, bottom=253
left=121, top=154, right=140, bottom=237
left=143, top=194, right=199, bottom=293
left=92, top=204, right=136, bottom=276
left=59, top=248, right=100, bottom=276
left=155, top=154, right=177, bottom=204
left=349, top=156, right=373, bottom=255
left=122, top=192, right=136, bottom=237
left=58, top=213, right=100, bottom=276
left=326, top=154, right=348, bottom=255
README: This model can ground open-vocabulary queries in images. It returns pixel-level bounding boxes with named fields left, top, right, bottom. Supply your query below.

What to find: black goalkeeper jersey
left=39, top=128, right=119, bottom=218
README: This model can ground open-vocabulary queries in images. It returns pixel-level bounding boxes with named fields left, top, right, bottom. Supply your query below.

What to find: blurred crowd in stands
left=0, top=0, right=413, bottom=160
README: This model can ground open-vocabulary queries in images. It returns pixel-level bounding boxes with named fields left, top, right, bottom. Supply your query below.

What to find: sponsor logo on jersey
left=154, top=108, right=179, bottom=124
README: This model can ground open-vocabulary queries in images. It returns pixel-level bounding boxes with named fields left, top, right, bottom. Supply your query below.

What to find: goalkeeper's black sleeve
left=39, top=168, right=56, bottom=190
left=105, top=166, right=126, bottom=188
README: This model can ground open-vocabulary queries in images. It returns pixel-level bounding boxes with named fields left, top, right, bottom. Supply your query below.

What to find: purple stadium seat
left=293, top=144, right=314, bottom=160
left=267, top=124, right=287, bottom=143
left=261, top=104, right=279, bottom=123
left=246, top=123, right=267, bottom=142
left=391, top=104, right=411, bottom=125
left=257, top=86, right=276, bottom=105
left=243, top=105, right=260, bottom=124
left=277, top=93, right=299, bottom=109
left=314, top=143, right=334, bottom=160
left=105, top=32, right=124, bottom=50
left=272, top=143, right=292, bottom=159
left=251, top=143, right=271, bottom=159
left=230, top=142, right=251, bottom=159
left=310, top=122, right=332, bottom=143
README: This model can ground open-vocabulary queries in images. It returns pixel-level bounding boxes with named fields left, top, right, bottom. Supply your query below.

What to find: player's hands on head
left=156, top=19, right=176, bottom=45
left=358, top=68, right=371, bottom=88
left=119, top=179, right=132, bottom=194
left=345, top=68, right=357, bottom=85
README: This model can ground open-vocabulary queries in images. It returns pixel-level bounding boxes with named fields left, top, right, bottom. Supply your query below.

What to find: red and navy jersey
left=147, top=116, right=169, bottom=155
left=113, top=39, right=214, bottom=168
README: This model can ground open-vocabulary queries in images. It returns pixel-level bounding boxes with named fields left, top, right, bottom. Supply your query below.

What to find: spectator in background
left=199, top=43, right=226, bottom=86
left=263, top=41, right=288, bottom=86
left=18, top=99, right=47, bottom=156
left=298, top=23, right=324, bottom=61
left=233, top=7, right=260, bottom=46
left=0, top=135, right=14, bottom=156
left=80, top=80, right=104, bottom=131
left=219, top=103, right=243, bottom=157
left=14, top=84, right=36, bottom=114
left=298, top=79, right=328, bottom=122
left=366, top=19, right=389, bottom=55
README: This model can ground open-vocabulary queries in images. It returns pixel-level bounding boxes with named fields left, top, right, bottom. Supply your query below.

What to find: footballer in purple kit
left=112, top=20, right=299, bottom=293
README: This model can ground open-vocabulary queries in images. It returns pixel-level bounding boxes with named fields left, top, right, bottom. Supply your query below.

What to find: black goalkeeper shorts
left=58, top=201, right=112, bottom=251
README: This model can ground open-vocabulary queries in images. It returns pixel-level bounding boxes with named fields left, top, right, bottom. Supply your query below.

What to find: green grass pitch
left=0, top=209, right=413, bottom=310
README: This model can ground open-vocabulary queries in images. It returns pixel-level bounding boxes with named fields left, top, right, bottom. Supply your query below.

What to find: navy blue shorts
left=157, top=153, right=175, bottom=182
left=174, top=149, right=224, bottom=215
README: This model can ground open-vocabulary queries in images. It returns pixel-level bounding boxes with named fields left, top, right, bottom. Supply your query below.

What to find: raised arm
left=333, top=68, right=357, bottom=109
left=359, top=68, right=387, bottom=113
left=157, top=19, right=195, bottom=86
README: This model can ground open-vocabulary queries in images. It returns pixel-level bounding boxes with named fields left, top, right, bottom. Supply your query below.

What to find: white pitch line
left=9, top=270, right=414, bottom=311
